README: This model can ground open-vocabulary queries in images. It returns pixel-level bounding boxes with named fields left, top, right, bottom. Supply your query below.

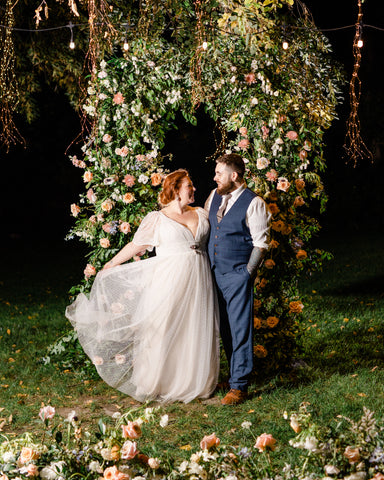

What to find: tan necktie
left=217, top=194, right=231, bottom=223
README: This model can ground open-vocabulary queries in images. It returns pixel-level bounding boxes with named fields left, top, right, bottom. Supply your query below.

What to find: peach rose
left=269, top=239, right=279, bottom=249
left=123, top=174, right=135, bottom=187
left=200, top=433, right=220, bottom=450
left=289, top=301, right=304, bottom=314
left=102, top=223, right=112, bottom=233
left=151, top=172, right=163, bottom=186
left=268, top=203, right=280, bottom=215
left=113, top=92, right=124, bottom=105
left=370, top=475, right=384, bottom=480
left=101, top=199, right=114, bottom=212
left=70, top=204, right=80, bottom=217
left=286, top=130, right=298, bottom=140
left=277, top=177, right=291, bottom=192
left=239, top=127, right=248, bottom=136
left=253, top=345, right=268, bottom=358
left=120, top=440, right=138, bottom=460
left=253, top=317, right=263, bottom=329
left=87, top=188, right=97, bottom=204
left=238, top=138, right=250, bottom=150
left=119, top=222, right=131, bottom=234
left=123, top=193, right=135, bottom=204
left=266, top=169, right=278, bottom=182
left=136, top=154, right=146, bottom=162
left=39, top=405, right=55, bottom=421
left=344, top=446, right=360, bottom=464
left=19, top=447, right=40, bottom=465
left=103, top=465, right=130, bottom=480
left=254, top=433, right=277, bottom=452
left=102, top=157, right=111, bottom=169
left=118, top=146, right=129, bottom=157
left=264, top=259, right=275, bottom=269
left=289, top=415, right=301, bottom=433
left=293, top=196, right=305, bottom=208
left=25, top=464, right=39, bottom=477
left=102, top=134, right=112, bottom=143
left=299, top=150, right=307, bottom=161
left=100, top=238, right=110, bottom=248
left=0, top=475, right=9, bottom=480
left=148, top=458, right=160, bottom=469
left=296, top=249, right=307, bottom=260
left=83, top=171, right=93, bottom=183
left=111, top=445, right=120, bottom=461
left=121, top=421, right=142, bottom=439
left=84, top=264, right=96, bottom=278
left=295, top=178, right=306, bottom=192
left=244, top=72, right=256, bottom=84
left=266, top=316, right=279, bottom=328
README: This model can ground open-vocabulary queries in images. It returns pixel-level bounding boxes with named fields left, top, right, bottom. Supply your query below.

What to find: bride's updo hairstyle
left=159, top=169, right=189, bottom=207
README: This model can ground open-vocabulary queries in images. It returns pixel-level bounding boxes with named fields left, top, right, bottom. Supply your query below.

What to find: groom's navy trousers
left=208, top=189, right=256, bottom=392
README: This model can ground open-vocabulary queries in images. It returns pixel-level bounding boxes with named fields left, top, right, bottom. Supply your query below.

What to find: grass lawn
left=1, top=228, right=384, bottom=465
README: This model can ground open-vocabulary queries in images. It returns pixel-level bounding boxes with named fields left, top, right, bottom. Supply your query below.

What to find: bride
left=66, top=169, right=220, bottom=403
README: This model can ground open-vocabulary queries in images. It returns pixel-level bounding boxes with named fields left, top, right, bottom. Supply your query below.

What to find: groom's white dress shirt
left=204, top=183, right=271, bottom=250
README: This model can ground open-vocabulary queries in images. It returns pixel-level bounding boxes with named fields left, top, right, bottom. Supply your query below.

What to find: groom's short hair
left=216, top=153, right=245, bottom=178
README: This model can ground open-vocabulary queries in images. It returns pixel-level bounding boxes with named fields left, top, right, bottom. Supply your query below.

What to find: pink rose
left=119, top=222, right=131, bottom=234
left=89, top=215, right=97, bottom=224
left=239, top=127, right=248, bottom=136
left=100, top=238, right=110, bottom=248
left=244, top=72, right=256, bottom=84
left=102, top=134, right=112, bottom=143
left=87, top=188, right=96, bottom=204
left=39, top=405, right=55, bottom=421
left=200, top=433, right=220, bottom=450
left=84, top=264, right=96, bottom=278
left=136, top=154, right=146, bottom=162
left=123, top=174, right=135, bottom=187
left=70, top=204, right=80, bottom=217
left=286, top=130, right=298, bottom=141
left=119, top=146, right=129, bottom=157
left=101, top=199, right=114, bottom=212
left=121, top=422, right=142, bottom=439
left=277, top=177, right=291, bottom=192
left=254, top=433, right=277, bottom=452
left=83, top=171, right=93, bottom=182
left=261, top=125, right=269, bottom=140
left=256, top=157, right=270, bottom=170
left=102, top=223, right=112, bottom=233
left=113, top=92, right=124, bottom=105
left=238, top=138, right=250, bottom=150
left=266, top=169, right=278, bottom=182
left=120, top=440, right=138, bottom=460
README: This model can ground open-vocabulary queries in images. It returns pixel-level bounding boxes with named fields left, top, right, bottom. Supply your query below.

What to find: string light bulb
left=282, top=24, right=289, bottom=50
left=357, top=21, right=363, bottom=48
left=68, top=21, right=75, bottom=49
left=202, top=41, right=208, bottom=50
left=282, top=40, right=289, bottom=50
left=123, top=23, right=129, bottom=51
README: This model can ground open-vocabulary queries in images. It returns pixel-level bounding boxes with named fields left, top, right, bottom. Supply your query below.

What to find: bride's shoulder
left=195, top=207, right=208, bottom=219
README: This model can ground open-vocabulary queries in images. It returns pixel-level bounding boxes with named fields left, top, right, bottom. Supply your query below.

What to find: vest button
left=214, top=252, right=217, bottom=255
left=214, top=244, right=217, bottom=247
left=215, top=235, right=218, bottom=239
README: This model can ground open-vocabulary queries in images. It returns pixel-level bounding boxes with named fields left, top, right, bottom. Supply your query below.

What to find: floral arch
left=67, top=2, right=342, bottom=378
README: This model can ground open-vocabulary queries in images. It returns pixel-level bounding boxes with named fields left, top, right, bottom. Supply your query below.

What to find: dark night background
left=2, top=0, right=384, bottom=253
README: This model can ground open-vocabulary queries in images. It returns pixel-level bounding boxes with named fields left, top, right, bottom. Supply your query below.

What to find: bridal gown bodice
left=65, top=207, right=220, bottom=403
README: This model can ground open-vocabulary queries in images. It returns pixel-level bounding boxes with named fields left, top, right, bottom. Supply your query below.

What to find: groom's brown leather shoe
left=221, top=389, right=247, bottom=405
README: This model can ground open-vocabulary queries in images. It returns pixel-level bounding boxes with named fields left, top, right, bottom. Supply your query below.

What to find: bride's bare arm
left=103, top=242, right=150, bottom=269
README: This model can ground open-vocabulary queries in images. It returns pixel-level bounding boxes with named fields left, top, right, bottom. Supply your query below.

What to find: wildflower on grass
left=200, top=433, right=220, bottom=450
left=254, top=433, right=277, bottom=452
left=39, top=406, right=55, bottom=422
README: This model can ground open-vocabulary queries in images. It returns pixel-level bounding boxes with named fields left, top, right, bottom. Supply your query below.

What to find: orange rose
left=344, top=446, right=360, bottom=464
left=254, top=433, right=277, bottom=452
left=299, top=150, right=307, bottom=160
left=253, top=345, right=268, bottom=358
left=293, top=196, right=305, bottom=208
left=289, top=301, right=304, bottom=314
left=256, top=278, right=268, bottom=291
left=70, top=204, right=80, bottom=217
left=269, top=239, right=279, bottom=249
left=119, top=222, right=131, bottom=234
left=253, top=317, right=263, bottom=329
left=253, top=299, right=262, bottom=311
left=151, top=173, right=163, bottom=186
left=83, top=171, right=93, bottom=183
left=271, top=220, right=284, bottom=232
left=295, top=178, right=306, bottom=192
left=268, top=203, right=280, bottom=215
left=200, top=433, right=220, bottom=450
left=111, top=445, right=120, bottom=461
left=268, top=191, right=279, bottom=202
left=296, top=249, right=307, bottom=260
left=101, top=199, right=114, bottom=212
left=264, top=259, right=275, bottom=269
left=281, top=224, right=292, bottom=235
left=277, top=177, right=291, bottom=192
left=266, top=316, right=279, bottom=328
left=100, top=238, right=110, bottom=248
left=121, top=421, right=142, bottom=439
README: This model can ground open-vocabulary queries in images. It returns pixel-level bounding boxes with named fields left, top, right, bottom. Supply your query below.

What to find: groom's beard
left=217, top=180, right=235, bottom=195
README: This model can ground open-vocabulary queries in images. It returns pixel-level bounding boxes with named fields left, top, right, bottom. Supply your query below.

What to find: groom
left=205, top=153, right=271, bottom=405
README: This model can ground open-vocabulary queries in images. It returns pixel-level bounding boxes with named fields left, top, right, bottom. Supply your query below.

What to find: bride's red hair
left=158, top=169, right=189, bottom=206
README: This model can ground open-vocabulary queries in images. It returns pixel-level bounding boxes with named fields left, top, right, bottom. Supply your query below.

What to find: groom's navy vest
left=208, top=189, right=256, bottom=274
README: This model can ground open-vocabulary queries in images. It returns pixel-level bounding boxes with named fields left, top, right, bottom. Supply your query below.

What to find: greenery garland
left=64, top=0, right=343, bottom=379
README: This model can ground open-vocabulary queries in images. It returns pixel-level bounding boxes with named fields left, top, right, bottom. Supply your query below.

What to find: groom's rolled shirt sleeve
left=246, top=197, right=271, bottom=250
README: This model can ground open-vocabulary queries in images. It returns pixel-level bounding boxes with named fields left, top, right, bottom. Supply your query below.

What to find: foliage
left=1, top=402, right=384, bottom=480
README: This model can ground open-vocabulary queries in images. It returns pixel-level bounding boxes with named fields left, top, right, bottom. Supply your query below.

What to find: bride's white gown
left=66, top=207, right=220, bottom=403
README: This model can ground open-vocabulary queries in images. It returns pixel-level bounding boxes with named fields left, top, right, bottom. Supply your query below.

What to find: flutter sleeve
left=132, top=211, right=160, bottom=252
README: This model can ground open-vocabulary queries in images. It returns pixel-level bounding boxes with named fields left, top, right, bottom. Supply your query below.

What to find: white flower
left=160, top=414, right=169, bottom=428
left=40, top=461, right=66, bottom=480
left=99, top=93, right=107, bottom=100
left=283, top=411, right=288, bottom=419
left=65, top=410, right=77, bottom=422
left=344, top=474, right=367, bottom=480
left=324, top=465, right=340, bottom=475
left=178, top=461, right=189, bottom=473
left=138, top=174, right=149, bottom=184
left=88, top=461, right=103, bottom=473
left=147, top=61, right=155, bottom=68
left=304, top=436, right=318, bottom=452
left=2, top=451, right=16, bottom=463
left=225, top=476, right=238, bottom=480
left=98, top=71, right=107, bottom=79
left=230, top=75, right=236, bottom=83
left=241, top=421, right=252, bottom=429
left=100, top=60, right=107, bottom=69
left=251, top=97, right=258, bottom=105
